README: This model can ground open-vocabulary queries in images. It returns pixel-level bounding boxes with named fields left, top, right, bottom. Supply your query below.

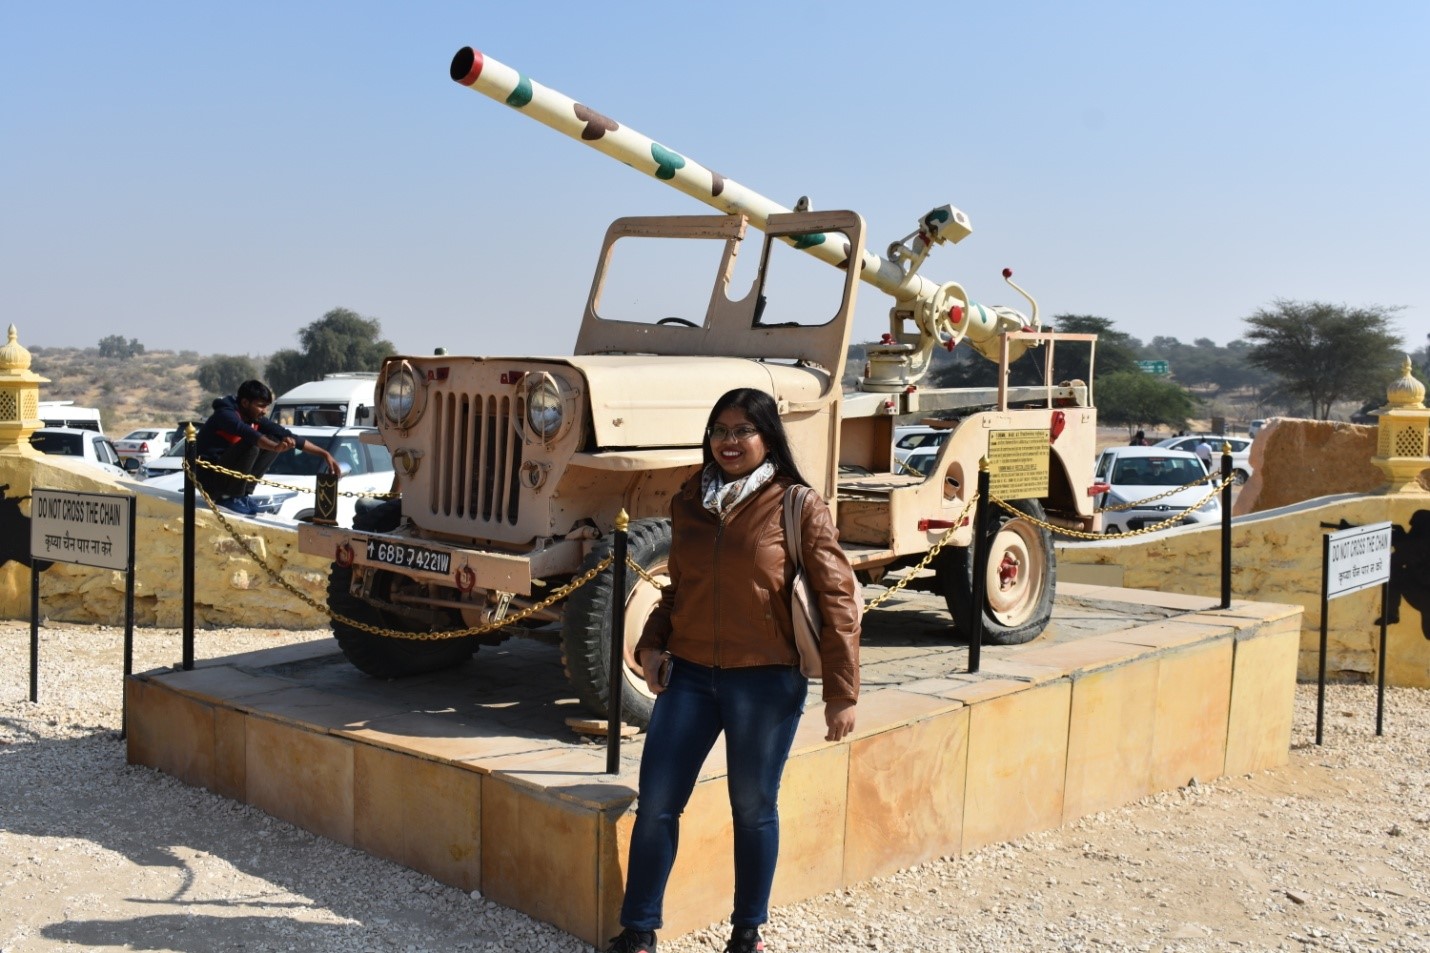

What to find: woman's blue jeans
left=619, top=659, right=807, bottom=931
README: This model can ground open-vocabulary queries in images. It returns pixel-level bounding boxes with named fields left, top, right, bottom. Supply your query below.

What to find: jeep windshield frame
left=575, top=210, right=864, bottom=387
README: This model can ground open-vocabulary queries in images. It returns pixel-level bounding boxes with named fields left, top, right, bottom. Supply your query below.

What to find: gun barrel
left=450, top=47, right=933, bottom=305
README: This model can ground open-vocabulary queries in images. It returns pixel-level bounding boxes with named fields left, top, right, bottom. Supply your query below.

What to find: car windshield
left=31, top=432, right=82, bottom=456
left=1112, top=456, right=1204, bottom=486
left=270, top=404, right=348, bottom=427
left=266, top=435, right=374, bottom=477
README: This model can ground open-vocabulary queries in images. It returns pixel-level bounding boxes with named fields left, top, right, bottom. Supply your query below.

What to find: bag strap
left=783, top=485, right=808, bottom=571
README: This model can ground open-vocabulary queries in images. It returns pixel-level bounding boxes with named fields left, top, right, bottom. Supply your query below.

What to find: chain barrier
left=991, top=472, right=1234, bottom=542
left=183, top=452, right=1230, bottom=638
left=182, top=459, right=610, bottom=641
left=1094, top=473, right=1213, bottom=512
left=189, top=456, right=401, bottom=499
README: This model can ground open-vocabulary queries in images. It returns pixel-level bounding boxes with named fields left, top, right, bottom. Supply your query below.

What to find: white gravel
left=1, top=621, right=1427, bottom=952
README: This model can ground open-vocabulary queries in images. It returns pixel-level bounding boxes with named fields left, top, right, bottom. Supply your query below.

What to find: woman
left=606, top=388, right=862, bottom=953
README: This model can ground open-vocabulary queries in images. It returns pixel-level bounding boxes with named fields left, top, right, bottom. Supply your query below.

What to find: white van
left=38, top=400, right=104, bottom=433
left=269, top=373, right=378, bottom=428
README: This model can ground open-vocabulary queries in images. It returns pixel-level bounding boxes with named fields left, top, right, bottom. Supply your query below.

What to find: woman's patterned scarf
left=701, top=460, right=777, bottom=520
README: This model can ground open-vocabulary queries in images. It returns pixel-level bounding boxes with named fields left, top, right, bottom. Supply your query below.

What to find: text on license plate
left=365, top=539, right=453, bottom=574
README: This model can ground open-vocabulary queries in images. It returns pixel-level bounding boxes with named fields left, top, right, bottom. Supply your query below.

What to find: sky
left=3, top=2, right=1427, bottom=363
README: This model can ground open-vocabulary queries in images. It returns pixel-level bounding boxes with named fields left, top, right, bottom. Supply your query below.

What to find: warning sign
left=987, top=430, right=1050, bottom=501
left=30, top=488, right=134, bottom=571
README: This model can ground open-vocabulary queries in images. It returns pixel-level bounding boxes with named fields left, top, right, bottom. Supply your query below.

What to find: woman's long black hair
left=701, top=387, right=812, bottom=487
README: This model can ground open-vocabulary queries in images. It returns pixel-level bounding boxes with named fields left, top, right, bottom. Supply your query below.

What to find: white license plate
left=365, top=539, right=453, bottom=575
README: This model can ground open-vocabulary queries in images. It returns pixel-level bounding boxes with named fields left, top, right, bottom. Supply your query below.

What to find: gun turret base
left=860, top=344, right=920, bottom=393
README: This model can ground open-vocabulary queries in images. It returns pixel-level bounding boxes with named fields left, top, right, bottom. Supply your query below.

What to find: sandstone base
left=125, top=584, right=1302, bottom=945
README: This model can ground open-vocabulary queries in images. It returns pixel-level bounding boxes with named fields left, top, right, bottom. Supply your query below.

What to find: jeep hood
left=562, top=355, right=830, bottom=448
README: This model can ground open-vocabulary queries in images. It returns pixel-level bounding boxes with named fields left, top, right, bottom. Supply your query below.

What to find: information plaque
left=987, top=429, right=1050, bottom=501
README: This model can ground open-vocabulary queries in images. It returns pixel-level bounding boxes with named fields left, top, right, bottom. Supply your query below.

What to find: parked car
left=29, top=427, right=127, bottom=478
left=1248, top=419, right=1267, bottom=440
left=1153, top=435, right=1253, bottom=485
left=900, top=445, right=941, bottom=477
left=893, top=424, right=952, bottom=464
left=1092, top=446, right=1220, bottom=534
left=141, top=424, right=203, bottom=479
left=114, top=427, right=180, bottom=475
left=141, top=426, right=394, bottom=526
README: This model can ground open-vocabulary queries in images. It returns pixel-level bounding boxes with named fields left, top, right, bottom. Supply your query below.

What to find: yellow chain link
left=1094, top=473, right=1217, bottom=513
left=992, top=473, right=1233, bottom=541
left=190, top=456, right=400, bottom=499
left=182, top=459, right=609, bottom=640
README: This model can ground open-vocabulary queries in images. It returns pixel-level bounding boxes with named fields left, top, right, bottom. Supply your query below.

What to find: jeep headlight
left=383, top=364, right=421, bottom=427
left=526, top=377, right=564, bottom=439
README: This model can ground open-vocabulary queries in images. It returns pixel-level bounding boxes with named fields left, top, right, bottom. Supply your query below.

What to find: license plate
left=365, top=539, right=453, bottom=575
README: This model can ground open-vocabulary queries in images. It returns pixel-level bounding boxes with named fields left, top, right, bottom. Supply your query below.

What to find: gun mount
left=449, top=47, right=1040, bottom=392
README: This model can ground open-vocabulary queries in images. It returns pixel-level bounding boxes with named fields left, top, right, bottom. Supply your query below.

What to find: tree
left=1044, top=314, right=1141, bottom=382
left=195, top=354, right=260, bottom=395
left=1242, top=300, right=1403, bottom=419
left=263, top=307, right=395, bottom=394
left=1095, top=370, right=1198, bottom=432
left=97, top=335, right=144, bottom=359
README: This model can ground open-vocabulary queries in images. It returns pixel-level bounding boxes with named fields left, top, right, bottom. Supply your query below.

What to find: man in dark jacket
left=195, top=380, right=338, bottom=514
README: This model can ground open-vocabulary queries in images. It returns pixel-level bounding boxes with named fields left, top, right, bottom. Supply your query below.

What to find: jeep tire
left=561, top=518, right=672, bottom=729
left=937, top=498, right=1055, bottom=646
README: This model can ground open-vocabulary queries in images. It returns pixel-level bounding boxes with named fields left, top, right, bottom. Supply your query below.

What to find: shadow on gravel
left=0, top=726, right=504, bottom=953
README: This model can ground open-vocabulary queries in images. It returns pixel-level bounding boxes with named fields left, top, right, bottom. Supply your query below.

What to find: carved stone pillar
left=1371, top=355, right=1430, bottom=493
left=0, top=325, right=49, bottom=458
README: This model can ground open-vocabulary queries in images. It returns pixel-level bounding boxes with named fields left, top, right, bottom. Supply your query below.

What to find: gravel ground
left=2, top=621, right=1428, bottom=953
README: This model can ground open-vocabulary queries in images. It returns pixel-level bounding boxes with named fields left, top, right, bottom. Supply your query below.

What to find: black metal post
left=1316, top=533, right=1330, bottom=746
left=1376, top=579, right=1388, bottom=737
left=968, top=460, right=992, bottom=674
left=1220, top=443, right=1233, bottom=608
left=606, top=511, right=629, bottom=774
left=122, top=495, right=137, bottom=740
left=29, top=557, right=39, bottom=704
left=182, top=424, right=196, bottom=670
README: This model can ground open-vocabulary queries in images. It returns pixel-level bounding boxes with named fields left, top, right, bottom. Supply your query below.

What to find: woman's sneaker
left=725, top=925, right=764, bottom=953
left=605, top=927, right=657, bottom=953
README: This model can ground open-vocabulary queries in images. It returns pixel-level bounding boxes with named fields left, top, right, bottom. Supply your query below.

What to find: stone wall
left=1233, top=418, right=1402, bottom=515
left=1, top=454, right=328, bottom=629
left=1061, top=417, right=1430, bottom=687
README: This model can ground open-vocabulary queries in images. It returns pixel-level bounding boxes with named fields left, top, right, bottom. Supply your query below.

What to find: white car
left=1153, top=435, right=1253, bottom=485
left=141, top=426, right=394, bottom=526
left=29, top=427, right=128, bottom=478
left=893, top=425, right=951, bottom=464
left=1092, top=446, right=1221, bottom=534
left=900, top=445, right=942, bottom=477
left=113, top=427, right=179, bottom=475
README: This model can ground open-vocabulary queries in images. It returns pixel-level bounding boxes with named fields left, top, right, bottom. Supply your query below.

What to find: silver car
left=1093, top=446, right=1221, bottom=534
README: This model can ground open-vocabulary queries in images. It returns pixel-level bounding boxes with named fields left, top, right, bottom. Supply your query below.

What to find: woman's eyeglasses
left=708, top=425, right=760, bottom=442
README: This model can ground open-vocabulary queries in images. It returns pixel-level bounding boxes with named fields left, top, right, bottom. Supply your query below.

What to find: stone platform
left=124, top=583, right=1302, bottom=945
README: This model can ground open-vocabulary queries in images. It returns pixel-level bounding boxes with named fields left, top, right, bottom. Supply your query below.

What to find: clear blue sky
left=3, top=2, right=1426, bottom=362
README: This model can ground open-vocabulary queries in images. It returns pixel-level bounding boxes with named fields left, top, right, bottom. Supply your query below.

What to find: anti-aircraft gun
left=297, top=46, right=1101, bottom=727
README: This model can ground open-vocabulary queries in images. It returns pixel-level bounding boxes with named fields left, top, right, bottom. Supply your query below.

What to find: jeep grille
left=430, top=391, right=523, bottom=524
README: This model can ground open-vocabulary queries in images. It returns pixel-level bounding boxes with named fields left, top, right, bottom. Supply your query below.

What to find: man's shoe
left=725, top=925, right=764, bottom=953
left=605, top=927, right=657, bottom=953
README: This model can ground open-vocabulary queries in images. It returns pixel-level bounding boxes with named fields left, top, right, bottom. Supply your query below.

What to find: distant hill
left=30, top=347, right=205, bottom=436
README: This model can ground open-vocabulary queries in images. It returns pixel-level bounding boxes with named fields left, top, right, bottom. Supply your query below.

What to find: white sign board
left=30, top=488, right=134, bottom=571
left=1325, top=521, right=1392, bottom=600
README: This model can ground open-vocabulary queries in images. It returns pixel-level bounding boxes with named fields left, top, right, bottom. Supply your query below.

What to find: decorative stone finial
left=1384, top=354, right=1426, bottom=410
left=0, top=324, right=33, bottom=373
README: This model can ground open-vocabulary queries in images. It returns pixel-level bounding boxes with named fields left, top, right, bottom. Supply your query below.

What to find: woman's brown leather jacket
left=635, top=474, right=861, bottom=702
